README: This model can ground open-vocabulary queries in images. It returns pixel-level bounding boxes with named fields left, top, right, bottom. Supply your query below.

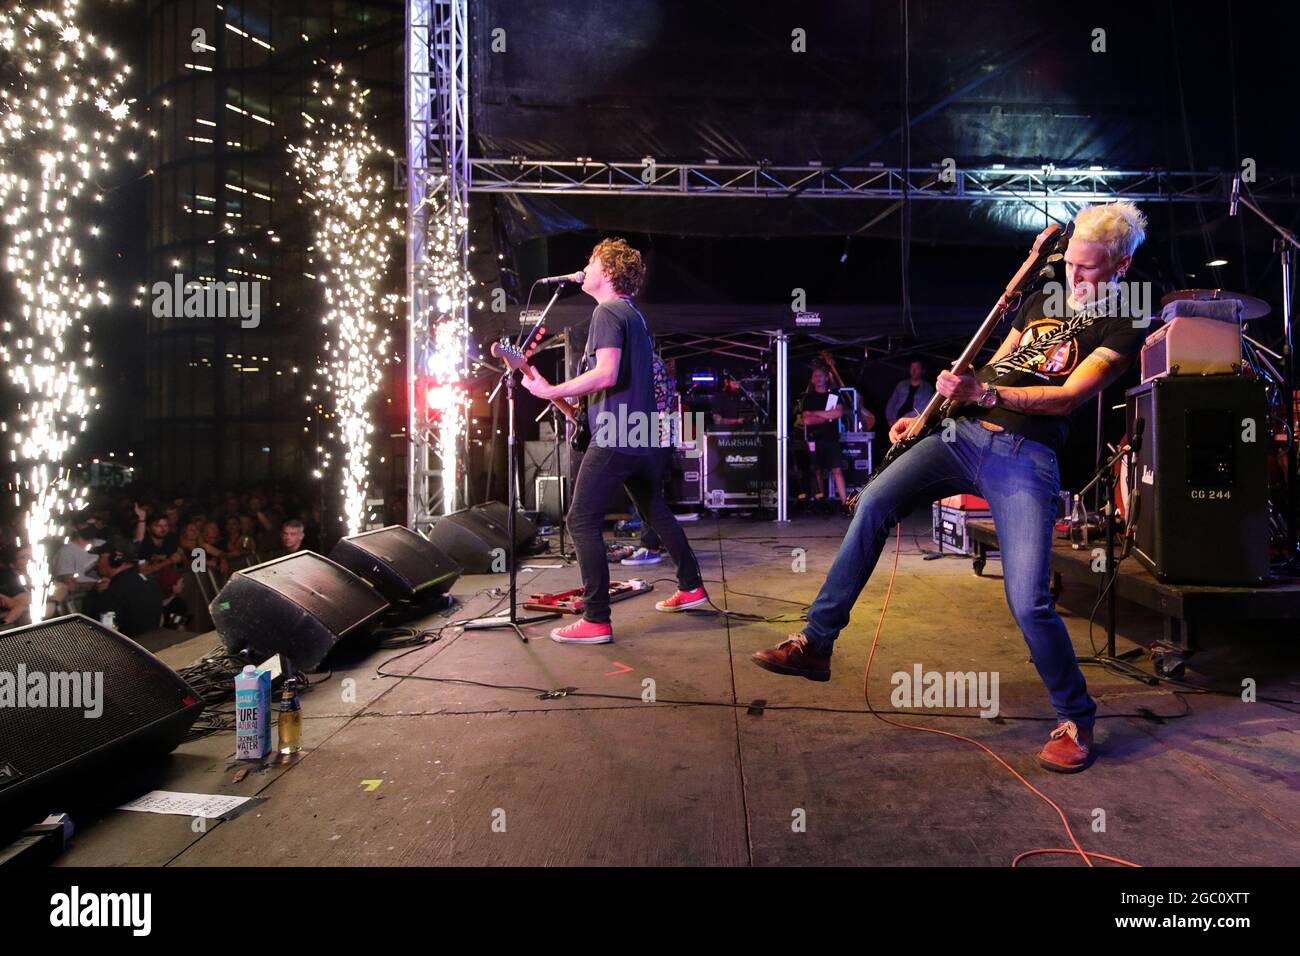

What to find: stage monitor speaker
left=472, top=501, right=538, bottom=553
left=427, top=509, right=510, bottom=573
left=210, top=551, right=389, bottom=672
left=329, top=525, right=461, bottom=605
left=1125, top=375, right=1270, bottom=585
left=0, top=614, right=203, bottom=831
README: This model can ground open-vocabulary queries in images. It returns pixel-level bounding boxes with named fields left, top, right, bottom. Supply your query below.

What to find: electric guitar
left=490, top=326, right=591, bottom=451
left=847, top=221, right=1073, bottom=511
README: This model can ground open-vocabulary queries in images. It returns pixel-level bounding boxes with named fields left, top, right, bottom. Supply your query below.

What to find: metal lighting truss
left=467, top=159, right=1300, bottom=205
left=407, top=0, right=469, bottom=533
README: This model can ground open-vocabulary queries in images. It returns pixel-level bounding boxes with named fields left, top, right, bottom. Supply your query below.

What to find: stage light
left=1207, top=259, right=1228, bottom=267
left=0, top=1, right=131, bottom=621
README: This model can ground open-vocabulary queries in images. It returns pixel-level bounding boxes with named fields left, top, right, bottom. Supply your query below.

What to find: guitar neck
left=903, top=290, right=1014, bottom=440
left=902, top=224, right=1064, bottom=441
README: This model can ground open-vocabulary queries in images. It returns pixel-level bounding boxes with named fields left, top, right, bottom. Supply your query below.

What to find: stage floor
left=57, top=515, right=1300, bottom=867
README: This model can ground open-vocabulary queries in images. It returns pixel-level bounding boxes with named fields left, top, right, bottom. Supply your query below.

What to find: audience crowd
left=0, top=485, right=339, bottom=638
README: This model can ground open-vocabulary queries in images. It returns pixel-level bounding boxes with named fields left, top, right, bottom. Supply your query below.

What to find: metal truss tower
left=406, top=0, right=469, bottom=533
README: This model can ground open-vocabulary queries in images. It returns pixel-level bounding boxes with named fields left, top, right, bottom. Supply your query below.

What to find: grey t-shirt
left=582, top=297, right=656, bottom=454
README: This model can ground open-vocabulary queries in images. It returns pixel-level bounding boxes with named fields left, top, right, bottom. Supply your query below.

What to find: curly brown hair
left=590, top=237, right=645, bottom=296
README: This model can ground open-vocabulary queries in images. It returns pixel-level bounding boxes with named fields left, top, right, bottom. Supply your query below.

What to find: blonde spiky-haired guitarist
left=752, top=201, right=1150, bottom=774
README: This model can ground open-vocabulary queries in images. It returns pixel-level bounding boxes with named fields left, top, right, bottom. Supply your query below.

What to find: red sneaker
left=1038, top=720, right=1096, bottom=773
left=549, top=619, right=613, bottom=644
left=655, top=586, right=709, bottom=612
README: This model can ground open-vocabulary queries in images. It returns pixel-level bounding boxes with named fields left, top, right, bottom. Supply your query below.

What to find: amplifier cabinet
left=1124, top=375, right=1269, bottom=585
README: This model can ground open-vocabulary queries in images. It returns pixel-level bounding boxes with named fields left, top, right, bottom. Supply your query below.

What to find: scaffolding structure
left=406, top=0, right=470, bottom=533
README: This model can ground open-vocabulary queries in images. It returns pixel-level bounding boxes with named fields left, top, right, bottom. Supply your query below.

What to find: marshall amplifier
left=1125, top=375, right=1269, bottom=585
left=702, top=432, right=776, bottom=509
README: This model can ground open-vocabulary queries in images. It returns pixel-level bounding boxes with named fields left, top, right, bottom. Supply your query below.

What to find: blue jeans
left=804, top=416, right=1095, bottom=728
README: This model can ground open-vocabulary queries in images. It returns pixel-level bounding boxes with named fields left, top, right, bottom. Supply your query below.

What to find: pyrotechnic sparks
left=290, top=65, right=401, bottom=537
left=413, top=184, right=471, bottom=513
left=0, top=1, right=131, bottom=621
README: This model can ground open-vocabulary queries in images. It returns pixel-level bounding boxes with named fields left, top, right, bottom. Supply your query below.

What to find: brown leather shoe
left=751, top=633, right=831, bottom=682
left=1038, top=720, right=1095, bottom=773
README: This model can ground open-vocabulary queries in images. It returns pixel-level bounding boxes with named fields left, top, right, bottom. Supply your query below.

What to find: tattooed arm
left=995, top=347, right=1131, bottom=415
left=935, top=346, right=1132, bottom=415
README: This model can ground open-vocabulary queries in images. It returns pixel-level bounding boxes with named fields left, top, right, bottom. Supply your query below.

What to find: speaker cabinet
left=1125, top=375, right=1270, bottom=585
left=472, top=501, right=538, bottom=553
left=329, top=525, right=461, bottom=605
left=210, top=551, right=389, bottom=672
left=428, top=503, right=538, bottom=573
left=0, top=614, right=202, bottom=831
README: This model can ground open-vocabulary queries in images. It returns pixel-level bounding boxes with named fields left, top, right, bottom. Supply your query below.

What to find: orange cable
left=860, top=524, right=1141, bottom=868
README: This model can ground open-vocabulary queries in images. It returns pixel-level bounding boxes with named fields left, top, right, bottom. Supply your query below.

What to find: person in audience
left=0, top=543, right=32, bottom=629
left=281, top=518, right=306, bottom=554
left=83, top=543, right=162, bottom=638
left=136, top=514, right=183, bottom=579
left=200, top=520, right=231, bottom=577
left=178, top=519, right=203, bottom=556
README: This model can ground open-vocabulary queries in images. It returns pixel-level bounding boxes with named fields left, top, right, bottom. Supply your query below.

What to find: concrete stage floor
left=57, top=515, right=1300, bottom=867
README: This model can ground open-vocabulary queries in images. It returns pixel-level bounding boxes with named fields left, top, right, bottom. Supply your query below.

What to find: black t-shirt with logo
left=963, top=290, right=1147, bottom=452
left=582, top=297, right=656, bottom=454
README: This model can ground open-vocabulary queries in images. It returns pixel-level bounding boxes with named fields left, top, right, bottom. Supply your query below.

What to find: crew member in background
left=0, top=544, right=32, bottom=630
left=799, top=365, right=848, bottom=508
left=521, top=238, right=707, bottom=644
left=886, top=360, right=936, bottom=426
left=710, top=373, right=750, bottom=428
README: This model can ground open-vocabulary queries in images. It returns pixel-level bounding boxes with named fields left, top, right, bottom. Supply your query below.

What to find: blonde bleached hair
left=1072, top=201, right=1148, bottom=262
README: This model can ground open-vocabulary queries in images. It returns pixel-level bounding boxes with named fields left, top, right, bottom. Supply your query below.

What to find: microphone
left=1130, top=416, right=1145, bottom=452
left=1229, top=174, right=1240, bottom=217
left=537, top=271, right=585, bottom=285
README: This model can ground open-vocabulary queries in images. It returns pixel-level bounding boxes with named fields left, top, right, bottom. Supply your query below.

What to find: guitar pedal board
left=524, top=579, right=655, bottom=615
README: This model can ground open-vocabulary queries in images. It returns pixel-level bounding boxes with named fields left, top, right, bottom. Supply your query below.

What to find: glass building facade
left=144, top=0, right=402, bottom=492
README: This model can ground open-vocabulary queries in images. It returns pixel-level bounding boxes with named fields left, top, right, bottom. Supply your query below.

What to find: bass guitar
left=847, top=221, right=1073, bottom=511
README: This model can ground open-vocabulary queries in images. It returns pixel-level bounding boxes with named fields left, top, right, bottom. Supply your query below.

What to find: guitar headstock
left=1005, top=221, right=1075, bottom=304
left=490, top=323, right=547, bottom=372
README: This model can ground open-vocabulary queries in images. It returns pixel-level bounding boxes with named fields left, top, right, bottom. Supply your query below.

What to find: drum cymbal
left=1160, top=288, right=1270, bottom=321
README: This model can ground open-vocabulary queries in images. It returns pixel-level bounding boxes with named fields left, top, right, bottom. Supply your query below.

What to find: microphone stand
left=1076, top=425, right=1143, bottom=659
left=461, top=283, right=569, bottom=642
left=1233, top=186, right=1299, bottom=567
